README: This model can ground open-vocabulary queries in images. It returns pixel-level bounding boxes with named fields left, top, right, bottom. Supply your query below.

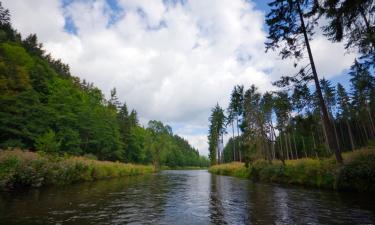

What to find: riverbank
left=161, top=166, right=208, bottom=170
left=0, top=149, right=154, bottom=190
left=209, top=148, right=375, bottom=192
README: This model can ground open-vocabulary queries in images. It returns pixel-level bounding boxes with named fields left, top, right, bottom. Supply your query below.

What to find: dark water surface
left=1, top=170, right=374, bottom=224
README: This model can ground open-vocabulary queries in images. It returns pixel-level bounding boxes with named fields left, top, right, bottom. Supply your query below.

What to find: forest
left=208, top=0, right=375, bottom=166
left=0, top=2, right=209, bottom=169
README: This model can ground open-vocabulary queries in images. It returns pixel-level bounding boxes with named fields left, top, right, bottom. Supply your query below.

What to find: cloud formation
left=3, top=0, right=356, bottom=155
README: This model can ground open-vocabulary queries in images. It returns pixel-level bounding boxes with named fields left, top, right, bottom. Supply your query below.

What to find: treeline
left=0, top=3, right=209, bottom=168
left=208, top=0, right=375, bottom=165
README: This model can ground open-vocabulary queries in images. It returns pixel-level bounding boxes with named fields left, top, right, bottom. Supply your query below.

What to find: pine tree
left=266, top=0, right=343, bottom=163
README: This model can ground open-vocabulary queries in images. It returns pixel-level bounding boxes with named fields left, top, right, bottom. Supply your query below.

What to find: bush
left=337, top=153, right=375, bottom=192
left=35, top=130, right=61, bottom=154
left=0, top=149, right=154, bottom=190
left=209, top=148, right=375, bottom=192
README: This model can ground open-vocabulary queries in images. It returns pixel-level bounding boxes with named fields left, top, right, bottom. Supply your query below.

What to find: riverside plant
left=0, top=149, right=154, bottom=190
left=209, top=148, right=375, bottom=192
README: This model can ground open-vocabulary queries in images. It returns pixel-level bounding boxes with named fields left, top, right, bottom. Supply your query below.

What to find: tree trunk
left=284, top=133, right=289, bottom=160
left=288, top=133, right=294, bottom=159
left=366, top=104, right=375, bottom=139
left=297, top=2, right=342, bottom=163
left=321, top=118, right=331, bottom=154
left=346, top=119, right=355, bottom=151
left=236, top=115, right=242, bottom=162
left=332, top=118, right=341, bottom=151
left=232, top=120, right=236, bottom=161
left=271, top=122, right=277, bottom=160
left=292, top=132, right=298, bottom=159
left=312, top=131, right=317, bottom=150
left=302, top=136, right=307, bottom=158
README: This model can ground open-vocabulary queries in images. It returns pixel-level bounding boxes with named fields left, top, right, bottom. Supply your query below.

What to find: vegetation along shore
left=209, top=148, right=375, bottom=192
left=0, top=149, right=155, bottom=190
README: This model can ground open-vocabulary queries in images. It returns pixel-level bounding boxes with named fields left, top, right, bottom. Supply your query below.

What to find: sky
left=3, top=0, right=357, bottom=156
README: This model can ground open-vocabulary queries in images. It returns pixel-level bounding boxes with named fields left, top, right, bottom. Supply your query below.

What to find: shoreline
left=0, top=149, right=154, bottom=191
left=208, top=148, right=375, bottom=192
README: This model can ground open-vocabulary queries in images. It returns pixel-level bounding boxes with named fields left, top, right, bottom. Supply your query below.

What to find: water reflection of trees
left=209, top=174, right=227, bottom=225
left=0, top=174, right=171, bottom=225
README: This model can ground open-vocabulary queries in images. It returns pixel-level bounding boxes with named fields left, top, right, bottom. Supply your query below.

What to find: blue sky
left=3, top=0, right=357, bottom=155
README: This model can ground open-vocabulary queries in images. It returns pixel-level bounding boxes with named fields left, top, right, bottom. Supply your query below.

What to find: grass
left=160, top=166, right=208, bottom=170
left=209, top=147, right=375, bottom=192
left=0, top=149, right=154, bottom=190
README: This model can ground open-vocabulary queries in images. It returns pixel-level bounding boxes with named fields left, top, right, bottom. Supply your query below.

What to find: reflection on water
left=0, top=170, right=374, bottom=224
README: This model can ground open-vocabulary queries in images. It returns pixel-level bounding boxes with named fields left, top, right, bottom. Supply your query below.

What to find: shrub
left=337, top=153, right=375, bottom=192
left=0, top=149, right=154, bottom=190
left=209, top=148, right=375, bottom=192
left=35, top=130, right=61, bottom=155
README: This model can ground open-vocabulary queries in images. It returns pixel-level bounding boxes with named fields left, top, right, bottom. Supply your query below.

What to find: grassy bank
left=209, top=148, right=375, bottom=192
left=161, top=166, right=208, bottom=170
left=0, top=149, right=154, bottom=190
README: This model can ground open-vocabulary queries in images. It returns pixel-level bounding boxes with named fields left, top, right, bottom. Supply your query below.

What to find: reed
left=209, top=147, right=375, bottom=192
left=0, top=149, right=154, bottom=190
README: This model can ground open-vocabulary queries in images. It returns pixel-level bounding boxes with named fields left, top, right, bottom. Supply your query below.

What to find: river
left=0, top=170, right=374, bottom=224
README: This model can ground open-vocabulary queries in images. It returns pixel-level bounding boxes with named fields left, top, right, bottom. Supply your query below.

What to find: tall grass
left=0, top=149, right=154, bottom=190
left=209, top=147, right=375, bottom=192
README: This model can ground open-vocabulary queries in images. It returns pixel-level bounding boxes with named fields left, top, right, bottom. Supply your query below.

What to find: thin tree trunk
left=232, top=120, right=236, bottom=161
left=271, top=123, right=276, bottom=160
left=362, top=120, right=369, bottom=143
left=332, top=119, right=341, bottom=152
left=288, top=133, right=294, bottom=159
left=279, top=134, right=285, bottom=165
left=366, top=104, right=375, bottom=139
left=346, top=119, right=355, bottom=151
left=297, top=2, right=343, bottom=163
left=236, top=115, right=241, bottom=162
left=302, top=136, right=307, bottom=158
left=292, top=132, right=298, bottom=159
left=312, top=131, right=317, bottom=150
left=321, top=119, right=331, bottom=154
left=284, top=133, right=289, bottom=160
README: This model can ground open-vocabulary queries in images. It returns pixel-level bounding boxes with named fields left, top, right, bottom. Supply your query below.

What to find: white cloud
left=2, top=0, right=356, bottom=156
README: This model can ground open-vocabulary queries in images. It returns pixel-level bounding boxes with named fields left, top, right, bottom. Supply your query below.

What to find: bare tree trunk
left=302, top=136, right=307, bottom=158
left=297, top=2, right=342, bottom=163
left=367, top=104, right=375, bottom=139
left=236, top=115, right=242, bottom=162
left=321, top=119, right=331, bottom=154
left=284, top=133, right=290, bottom=160
left=361, top=120, right=369, bottom=143
left=293, top=132, right=298, bottom=159
left=346, top=119, right=355, bottom=150
left=333, top=119, right=341, bottom=152
left=312, top=131, right=317, bottom=150
left=271, top=123, right=277, bottom=160
left=279, top=135, right=285, bottom=165
left=232, top=120, right=236, bottom=161
left=288, top=133, right=294, bottom=159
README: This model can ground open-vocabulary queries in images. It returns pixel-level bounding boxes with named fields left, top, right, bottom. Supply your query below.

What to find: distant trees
left=0, top=4, right=209, bottom=168
left=214, top=74, right=375, bottom=165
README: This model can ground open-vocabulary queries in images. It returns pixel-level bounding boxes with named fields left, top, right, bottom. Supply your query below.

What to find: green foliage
left=337, top=152, right=375, bottom=192
left=0, top=8, right=208, bottom=168
left=0, top=149, right=154, bottom=190
left=210, top=149, right=375, bottom=192
left=35, top=130, right=61, bottom=154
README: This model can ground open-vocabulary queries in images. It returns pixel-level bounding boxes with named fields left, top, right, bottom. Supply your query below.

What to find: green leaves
left=35, top=130, right=61, bottom=154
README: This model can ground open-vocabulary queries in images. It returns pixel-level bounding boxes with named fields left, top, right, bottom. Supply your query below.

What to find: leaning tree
left=265, top=0, right=343, bottom=163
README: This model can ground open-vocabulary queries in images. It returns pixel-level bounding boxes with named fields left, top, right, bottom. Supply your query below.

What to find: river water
left=0, top=170, right=374, bottom=225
